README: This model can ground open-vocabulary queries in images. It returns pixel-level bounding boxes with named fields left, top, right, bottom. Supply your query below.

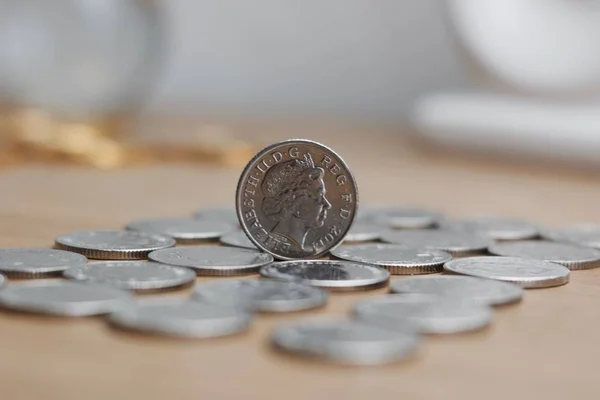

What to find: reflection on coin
left=236, top=139, right=358, bottom=260
left=193, top=208, right=239, bottom=225
left=148, top=246, right=273, bottom=276
left=219, top=230, right=257, bottom=250
left=108, top=301, right=251, bottom=338
left=192, top=279, right=328, bottom=312
left=389, top=276, right=522, bottom=306
left=542, top=224, right=600, bottom=249
left=380, top=230, right=490, bottom=256
left=343, top=223, right=383, bottom=242
left=489, top=240, right=600, bottom=270
left=63, top=261, right=196, bottom=291
left=442, top=217, right=539, bottom=241
left=0, top=248, right=88, bottom=278
left=260, top=260, right=389, bottom=291
left=55, top=230, right=175, bottom=260
left=443, top=256, right=570, bottom=288
left=271, top=319, right=419, bottom=365
left=126, top=217, right=233, bottom=243
left=354, top=294, right=493, bottom=334
left=0, top=281, right=132, bottom=316
left=366, top=207, right=443, bottom=229
left=330, top=244, right=452, bottom=275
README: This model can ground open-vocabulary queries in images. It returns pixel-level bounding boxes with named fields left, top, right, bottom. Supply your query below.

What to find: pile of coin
left=0, top=139, right=599, bottom=366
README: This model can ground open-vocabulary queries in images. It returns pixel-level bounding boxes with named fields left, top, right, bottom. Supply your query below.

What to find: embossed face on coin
left=236, top=140, right=358, bottom=260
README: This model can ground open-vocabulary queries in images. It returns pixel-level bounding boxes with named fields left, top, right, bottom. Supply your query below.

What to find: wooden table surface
left=1, top=122, right=600, bottom=400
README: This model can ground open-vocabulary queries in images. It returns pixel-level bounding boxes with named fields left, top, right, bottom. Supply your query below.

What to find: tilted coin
left=219, top=230, right=257, bottom=250
left=271, top=319, right=419, bottom=365
left=126, top=217, right=234, bottom=242
left=380, top=229, right=490, bottom=256
left=443, top=256, right=570, bottom=288
left=0, top=281, right=132, bottom=316
left=148, top=246, right=273, bottom=276
left=108, top=300, right=252, bottom=338
left=55, top=230, right=175, bottom=260
left=389, top=275, right=523, bottom=306
left=236, top=139, right=358, bottom=260
left=365, top=207, right=443, bottom=229
left=63, top=261, right=196, bottom=291
left=193, top=207, right=239, bottom=225
left=354, top=294, right=493, bottom=334
left=260, top=260, right=389, bottom=291
left=192, top=279, right=328, bottom=312
left=541, top=223, right=600, bottom=249
left=343, top=223, right=384, bottom=242
left=488, top=240, right=600, bottom=270
left=330, top=244, right=452, bottom=275
left=0, top=248, right=88, bottom=278
left=442, top=217, right=539, bottom=241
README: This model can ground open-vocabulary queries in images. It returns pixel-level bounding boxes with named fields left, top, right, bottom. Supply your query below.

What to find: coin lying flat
left=354, top=294, right=493, bottom=334
left=365, top=207, right=443, bottom=229
left=343, top=223, right=384, bottom=242
left=330, top=244, right=452, bottom=275
left=219, top=230, right=257, bottom=250
left=55, top=230, right=175, bottom=260
left=108, top=301, right=252, bottom=339
left=260, top=260, right=389, bottom=291
left=63, top=261, right=196, bottom=291
left=236, top=139, right=358, bottom=260
left=0, top=281, right=132, bottom=316
left=193, top=207, right=239, bottom=225
left=442, top=217, right=539, bottom=241
left=443, top=256, right=570, bottom=288
left=148, top=246, right=273, bottom=276
left=389, top=276, right=523, bottom=306
left=541, top=224, right=600, bottom=249
left=271, top=319, right=419, bottom=365
left=0, top=248, right=88, bottom=278
left=380, top=230, right=490, bottom=256
left=192, top=279, right=328, bottom=313
left=126, top=217, right=234, bottom=243
left=488, top=240, right=600, bottom=270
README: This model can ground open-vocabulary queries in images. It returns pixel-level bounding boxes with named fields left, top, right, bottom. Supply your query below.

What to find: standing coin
left=271, top=319, right=419, bottom=365
left=192, top=279, right=328, bottom=312
left=489, top=240, right=600, bottom=270
left=236, top=139, right=358, bottom=260
left=148, top=246, right=273, bottom=276
left=0, top=248, right=88, bottom=278
left=193, top=207, right=239, bottom=225
left=442, top=217, right=539, bottom=241
left=260, top=260, right=389, bottom=291
left=330, top=244, right=452, bottom=275
left=541, top=223, right=600, bottom=249
left=343, top=223, right=384, bottom=242
left=63, top=261, right=196, bottom=291
left=380, top=229, right=490, bottom=256
left=126, top=217, right=233, bottom=243
left=389, top=276, right=523, bottom=306
left=443, top=256, right=570, bottom=288
left=219, top=230, right=257, bottom=250
left=55, top=230, right=175, bottom=260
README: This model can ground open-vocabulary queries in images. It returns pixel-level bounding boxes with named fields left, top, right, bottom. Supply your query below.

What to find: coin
left=126, top=217, right=234, bottom=243
left=380, top=229, right=490, bottom=256
left=148, top=246, right=273, bottom=276
left=0, top=248, right=88, bottom=278
left=55, top=230, right=175, bottom=260
left=219, top=230, right=257, bottom=250
left=271, top=319, right=419, bottom=365
left=343, top=223, right=383, bottom=242
left=354, top=294, right=493, bottom=334
left=443, top=256, right=570, bottom=288
left=364, top=207, right=443, bottom=229
left=442, top=217, right=539, bottom=240
left=108, top=300, right=252, bottom=338
left=260, top=260, right=389, bottom=291
left=389, top=275, right=523, bottom=306
left=330, top=244, right=452, bottom=275
left=236, top=139, right=358, bottom=260
left=541, top=223, right=600, bottom=249
left=63, top=261, right=196, bottom=291
left=193, top=207, right=239, bottom=225
left=192, top=279, right=328, bottom=312
left=488, top=240, right=600, bottom=270
left=0, top=281, right=132, bottom=316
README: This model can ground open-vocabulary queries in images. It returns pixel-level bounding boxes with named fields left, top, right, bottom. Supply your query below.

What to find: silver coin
left=389, top=275, right=523, bottom=306
left=193, top=207, right=239, bottom=225
left=343, top=223, right=383, bottom=242
left=55, top=230, right=175, bottom=260
left=488, top=240, right=600, bottom=270
left=148, top=246, right=273, bottom=276
left=63, top=261, right=196, bottom=291
left=108, top=300, right=251, bottom=338
left=236, top=139, right=358, bottom=260
left=367, top=207, right=443, bottom=229
left=219, top=230, right=257, bottom=250
left=443, top=256, right=570, bottom=288
left=380, top=229, right=490, bottom=256
left=0, top=248, right=88, bottom=278
left=541, top=223, right=600, bottom=249
left=354, top=294, right=493, bottom=334
left=192, top=279, right=328, bottom=312
left=126, top=217, right=234, bottom=243
left=442, top=217, right=539, bottom=241
left=0, top=281, right=132, bottom=316
left=271, top=319, right=419, bottom=365
left=260, top=260, right=389, bottom=291
left=330, top=244, right=452, bottom=275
